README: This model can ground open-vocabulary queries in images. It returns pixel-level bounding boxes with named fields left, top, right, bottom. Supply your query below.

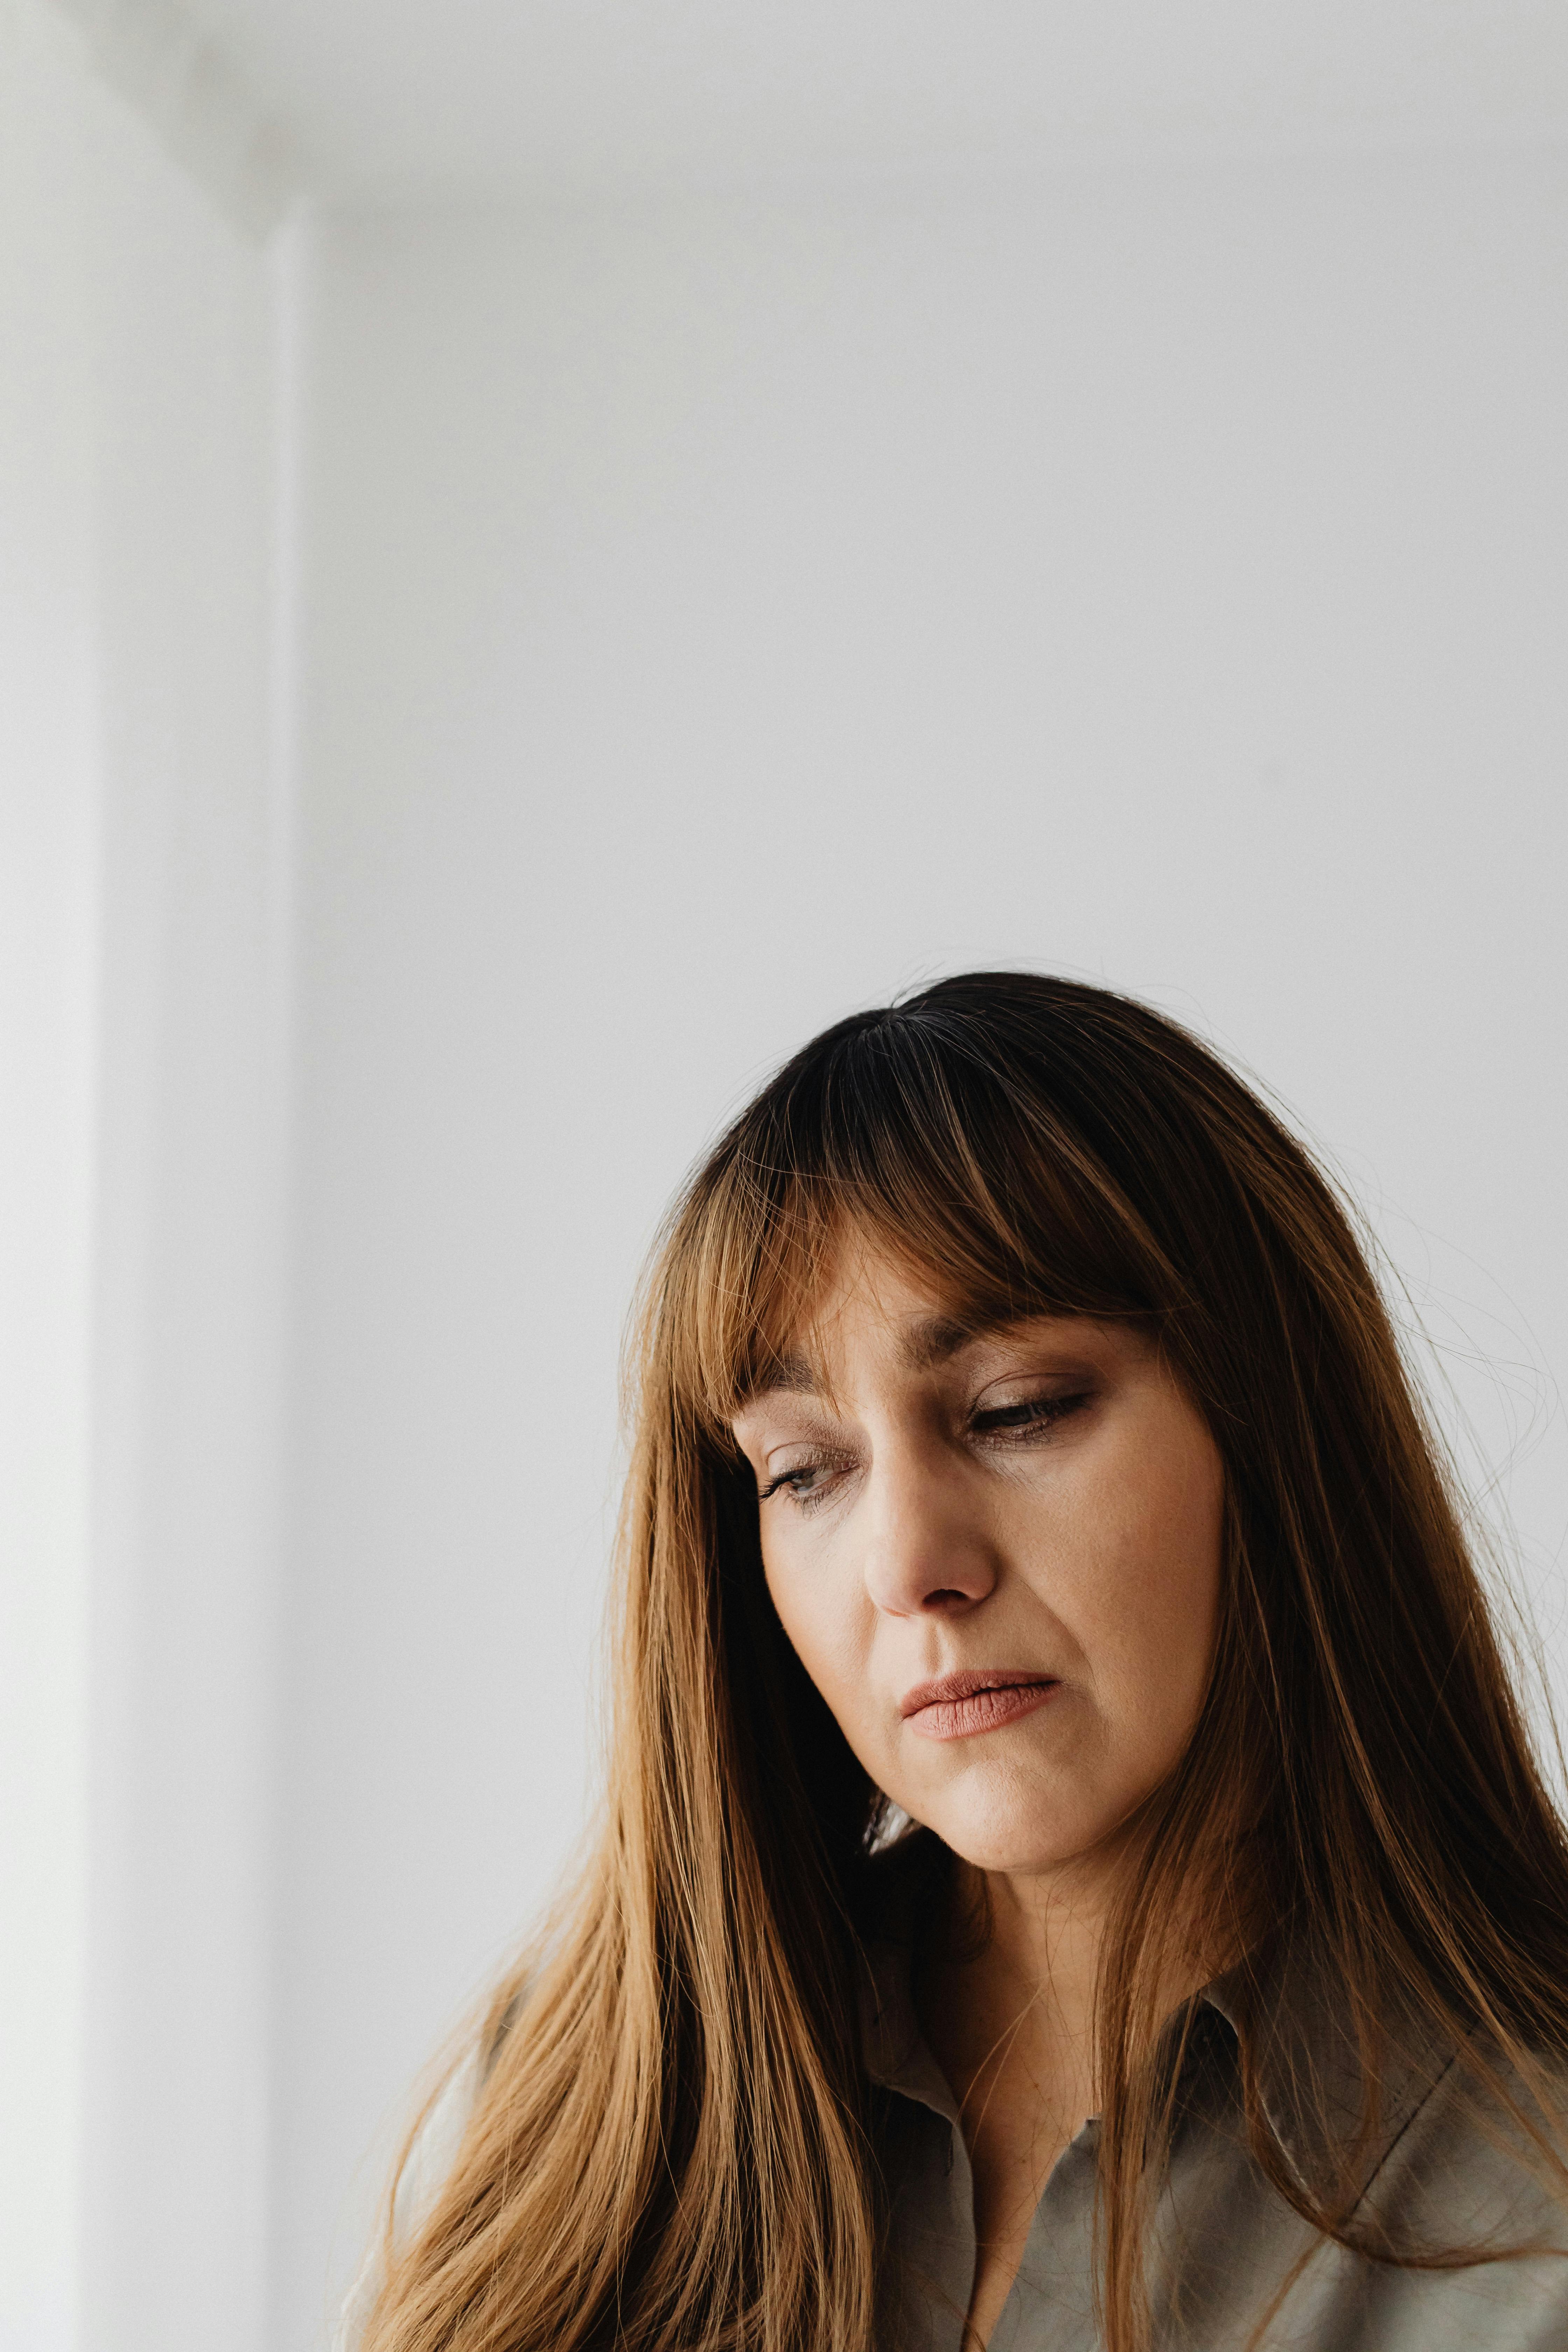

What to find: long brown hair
left=357, top=972, right=1568, bottom=2352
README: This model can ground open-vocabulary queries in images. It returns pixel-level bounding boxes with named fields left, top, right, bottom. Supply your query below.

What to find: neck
left=913, top=1849, right=1122, bottom=2151
left=973, top=1855, right=1114, bottom=2045
left=920, top=1822, right=1241, bottom=2119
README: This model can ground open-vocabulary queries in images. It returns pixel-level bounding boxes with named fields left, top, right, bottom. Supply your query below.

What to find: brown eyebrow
left=758, top=1351, right=819, bottom=1395
left=732, top=1350, right=821, bottom=1409
left=896, top=1311, right=1004, bottom=1373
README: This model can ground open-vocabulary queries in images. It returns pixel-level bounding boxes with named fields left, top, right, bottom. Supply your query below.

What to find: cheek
left=761, top=1533, right=875, bottom=1742
left=1070, top=1427, right=1224, bottom=1748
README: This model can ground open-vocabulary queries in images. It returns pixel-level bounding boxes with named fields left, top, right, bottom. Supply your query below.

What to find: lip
left=900, top=1666, right=1061, bottom=1743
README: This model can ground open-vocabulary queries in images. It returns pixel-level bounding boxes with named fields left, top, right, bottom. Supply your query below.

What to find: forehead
left=756, top=1234, right=976, bottom=1370
left=752, top=1311, right=998, bottom=1402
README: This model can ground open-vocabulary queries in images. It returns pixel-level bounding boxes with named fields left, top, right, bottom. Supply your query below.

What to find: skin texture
left=731, top=1244, right=1225, bottom=2345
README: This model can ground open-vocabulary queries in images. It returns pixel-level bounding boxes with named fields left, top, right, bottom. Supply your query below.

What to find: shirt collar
left=859, top=1927, right=962, bottom=2125
left=859, top=1884, right=1454, bottom=2196
left=1199, top=1933, right=1455, bottom=2198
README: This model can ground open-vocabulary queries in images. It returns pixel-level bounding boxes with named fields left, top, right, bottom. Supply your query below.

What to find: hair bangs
left=660, top=1004, right=1181, bottom=1440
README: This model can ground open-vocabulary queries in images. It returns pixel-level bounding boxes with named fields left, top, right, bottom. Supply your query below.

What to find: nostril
left=923, top=1588, right=972, bottom=1611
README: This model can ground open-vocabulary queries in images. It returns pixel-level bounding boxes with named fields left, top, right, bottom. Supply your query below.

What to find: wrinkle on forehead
left=728, top=1236, right=960, bottom=1416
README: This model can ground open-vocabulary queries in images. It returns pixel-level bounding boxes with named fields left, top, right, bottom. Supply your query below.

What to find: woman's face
left=730, top=1245, right=1225, bottom=1879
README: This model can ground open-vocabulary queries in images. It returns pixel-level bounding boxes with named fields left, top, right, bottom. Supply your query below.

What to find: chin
left=930, top=1797, right=1101, bottom=1879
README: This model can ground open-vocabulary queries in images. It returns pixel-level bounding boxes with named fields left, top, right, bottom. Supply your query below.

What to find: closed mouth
left=900, top=1667, right=1060, bottom=1742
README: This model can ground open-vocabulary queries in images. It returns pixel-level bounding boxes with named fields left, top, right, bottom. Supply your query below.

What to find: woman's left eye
left=970, top=1391, right=1091, bottom=1440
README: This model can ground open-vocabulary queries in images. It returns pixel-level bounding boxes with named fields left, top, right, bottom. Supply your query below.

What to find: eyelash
left=971, top=1392, right=1090, bottom=1438
left=756, top=1391, right=1092, bottom=1508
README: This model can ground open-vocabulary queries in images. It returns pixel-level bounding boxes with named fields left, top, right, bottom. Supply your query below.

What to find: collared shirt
left=340, top=1924, right=1568, bottom=2352
left=862, top=1927, right=1568, bottom=2350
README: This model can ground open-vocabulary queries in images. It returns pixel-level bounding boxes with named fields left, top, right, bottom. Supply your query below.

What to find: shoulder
left=1370, top=2037, right=1568, bottom=2255
left=332, top=2042, right=486, bottom=2352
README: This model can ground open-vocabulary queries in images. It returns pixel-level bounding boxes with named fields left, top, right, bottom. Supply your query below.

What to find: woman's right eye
left=758, top=1460, right=840, bottom=1508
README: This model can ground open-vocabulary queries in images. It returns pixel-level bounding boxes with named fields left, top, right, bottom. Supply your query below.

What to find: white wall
left=282, top=150, right=1568, bottom=2342
left=80, top=148, right=287, bottom=2352
left=5, top=33, right=1566, bottom=2340
left=0, top=5, right=288, bottom=2346
left=0, top=15, right=98, bottom=2339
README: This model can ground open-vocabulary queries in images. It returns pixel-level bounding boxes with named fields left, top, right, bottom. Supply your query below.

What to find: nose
left=860, top=1441, right=998, bottom=1618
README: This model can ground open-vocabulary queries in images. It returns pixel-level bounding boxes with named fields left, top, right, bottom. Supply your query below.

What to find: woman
left=346, top=972, right=1568, bottom=2352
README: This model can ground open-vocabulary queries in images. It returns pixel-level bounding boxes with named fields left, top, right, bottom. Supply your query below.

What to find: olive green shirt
left=864, top=1928, right=1568, bottom=2351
